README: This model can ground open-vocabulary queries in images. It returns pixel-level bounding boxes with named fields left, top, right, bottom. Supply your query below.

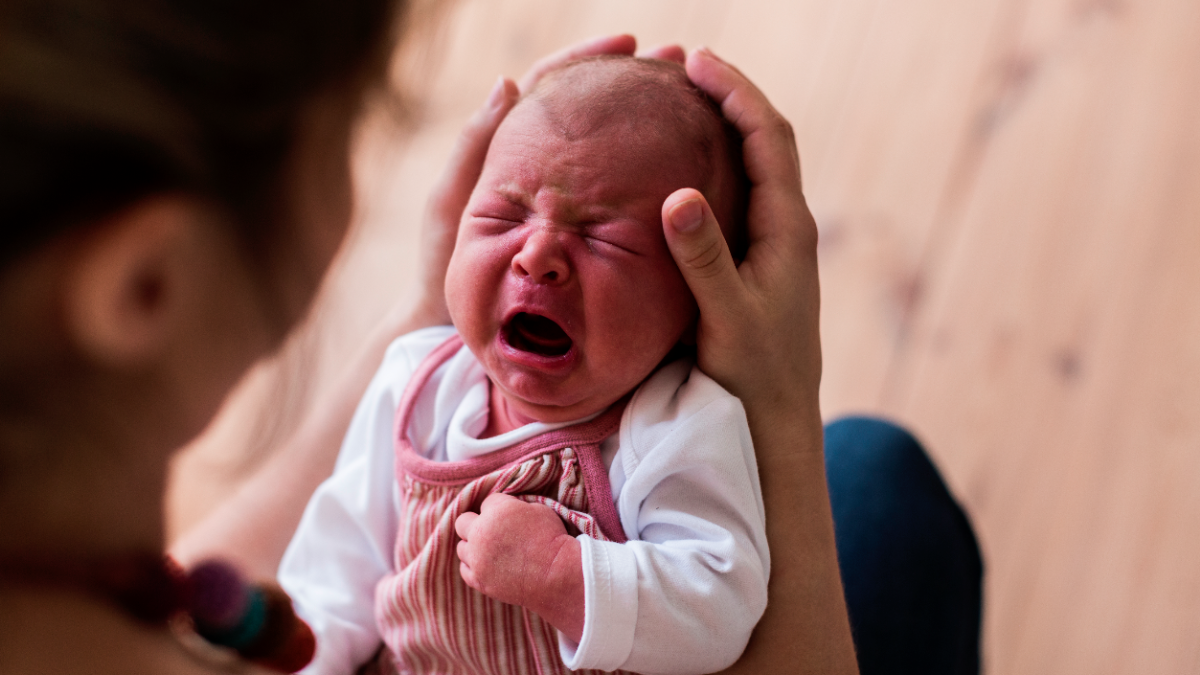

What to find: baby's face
left=445, top=102, right=702, bottom=424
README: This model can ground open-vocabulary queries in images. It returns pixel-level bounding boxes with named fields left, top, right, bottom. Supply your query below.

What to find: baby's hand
left=454, top=493, right=585, bottom=642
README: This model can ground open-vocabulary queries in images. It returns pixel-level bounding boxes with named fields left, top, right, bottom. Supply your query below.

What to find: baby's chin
left=488, top=372, right=620, bottom=426
left=499, top=387, right=607, bottom=424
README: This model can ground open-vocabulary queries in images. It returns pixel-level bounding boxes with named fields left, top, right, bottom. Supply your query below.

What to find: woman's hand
left=665, top=49, right=860, bottom=675
left=406, top=75, right=519, bottom=328
left=662, top=48, right=821, bottom=435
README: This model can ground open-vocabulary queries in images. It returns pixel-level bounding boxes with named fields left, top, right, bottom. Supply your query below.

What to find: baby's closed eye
left=582, top=221, right=650, bottom=256
left=467, top=210, right=527, bottom=237
left=469, top=195, right=529, bottom=226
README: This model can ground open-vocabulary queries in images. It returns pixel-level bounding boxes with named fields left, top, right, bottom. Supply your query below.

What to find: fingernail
left=670, top=199, right=704, bottom=233
left=485, top=76, right=507, bottom=111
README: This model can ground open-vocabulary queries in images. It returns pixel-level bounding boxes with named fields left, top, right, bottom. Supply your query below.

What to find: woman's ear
left=62, top=198, right=199, bottom=368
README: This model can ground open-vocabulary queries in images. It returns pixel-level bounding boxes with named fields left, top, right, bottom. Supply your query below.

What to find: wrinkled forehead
left=492, top=100, right=700, bottom=183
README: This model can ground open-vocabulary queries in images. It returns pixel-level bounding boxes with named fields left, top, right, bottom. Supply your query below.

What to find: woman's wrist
left=744, top=398, right=823, bottom=460
left=724, top=404, right=858, bottom=675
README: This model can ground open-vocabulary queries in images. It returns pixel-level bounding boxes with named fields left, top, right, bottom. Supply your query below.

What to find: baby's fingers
left=458, top=559, right=479, bottom=590
left=455, top=533, right=478, bottom=585
left=454, top=511, right=478, bottom=540
left=478, top=491, right=521, bottom=515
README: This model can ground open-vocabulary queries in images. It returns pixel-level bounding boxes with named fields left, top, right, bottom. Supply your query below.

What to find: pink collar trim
left=392, top=335, right=625, bottom=485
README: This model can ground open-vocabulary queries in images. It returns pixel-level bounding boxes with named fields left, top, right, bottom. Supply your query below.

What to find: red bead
left=253, top=619, right=317, bottom=673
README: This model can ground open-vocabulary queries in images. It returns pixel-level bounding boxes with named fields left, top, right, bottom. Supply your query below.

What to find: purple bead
left=188, top=559, right=249, bottom=630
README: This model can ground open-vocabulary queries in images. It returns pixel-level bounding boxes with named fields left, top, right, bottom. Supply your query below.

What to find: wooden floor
left=167, top=1, right=1200, bottom=672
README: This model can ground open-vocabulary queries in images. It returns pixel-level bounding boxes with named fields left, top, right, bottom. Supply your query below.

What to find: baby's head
left=445, top=55, right=746, bottom=426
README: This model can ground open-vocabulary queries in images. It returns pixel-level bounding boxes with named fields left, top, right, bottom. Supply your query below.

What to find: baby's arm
left=454, top=367, right=769, bottom=675
left=453, top=493, right=585, bottom=642
left=279, top=329, right=452, bottom=674
left=277, top=397, right=396, bottom=675
left=575, top=365, right=770, bottom=674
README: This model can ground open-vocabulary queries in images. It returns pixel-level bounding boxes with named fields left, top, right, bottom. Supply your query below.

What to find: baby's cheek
left=616, top=281, right=694, bottom=354
left=443, top=262, right=471, bottom=327
left=446, top=245, right=498, bottom=318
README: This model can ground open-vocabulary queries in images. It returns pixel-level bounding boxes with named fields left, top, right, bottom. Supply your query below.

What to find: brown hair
left=0, top=0, right=403, bottom=267
left=526, top=55, right=749, bottom=258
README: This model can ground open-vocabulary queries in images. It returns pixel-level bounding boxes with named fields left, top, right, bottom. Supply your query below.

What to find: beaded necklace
left=0, top=552, right=314, bottom=673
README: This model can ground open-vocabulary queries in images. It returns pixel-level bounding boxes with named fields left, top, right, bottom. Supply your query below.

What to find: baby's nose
left=512, top=228, right=570, bottom=285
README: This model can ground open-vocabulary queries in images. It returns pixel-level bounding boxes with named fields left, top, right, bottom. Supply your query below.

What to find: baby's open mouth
left=504, top=312, right=573, bottom=357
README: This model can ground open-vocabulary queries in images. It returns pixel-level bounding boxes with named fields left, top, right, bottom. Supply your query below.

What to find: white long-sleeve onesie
left=279, top=326, right=769, bottom=675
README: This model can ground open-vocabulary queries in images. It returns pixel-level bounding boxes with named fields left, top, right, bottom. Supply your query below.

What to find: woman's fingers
left=637, top=44, right=686, bottom=63
left=662, top=189, right=741, bottom=298
left=686, top=48, right=800, bottom=184
left=426, top=77, right=518, bottom=230
left=685, top=46, right=816, bottom=289
left=517, top=34, right=637, bottom=93
left=685, top=48, right=807, bottom=253
left=429, top=77, right=519, bottom=221
left=416, top=77, right=519, bottom=324
left=517, top=36, right=683, bottom=96
left=662, top=187, right=744, bottom=384
left=678, top=48, right=823, bottom=410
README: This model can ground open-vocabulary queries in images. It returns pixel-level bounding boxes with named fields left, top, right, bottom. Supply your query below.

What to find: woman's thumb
left=662, top=189, right=741, bottom=315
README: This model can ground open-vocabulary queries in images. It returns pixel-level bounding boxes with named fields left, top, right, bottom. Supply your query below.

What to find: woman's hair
left=0, top=0, right=403, bottom=267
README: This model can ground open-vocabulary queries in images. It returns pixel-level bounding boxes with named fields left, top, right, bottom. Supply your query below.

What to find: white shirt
left=280, top=326, right=769, bottom=675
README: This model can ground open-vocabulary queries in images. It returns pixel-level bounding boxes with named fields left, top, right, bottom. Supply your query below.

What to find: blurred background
left=166, top=1, right=1200, bottom=673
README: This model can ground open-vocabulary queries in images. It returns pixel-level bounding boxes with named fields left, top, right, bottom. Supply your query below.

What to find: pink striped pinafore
left=373, top=335, right=631, bottom=675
